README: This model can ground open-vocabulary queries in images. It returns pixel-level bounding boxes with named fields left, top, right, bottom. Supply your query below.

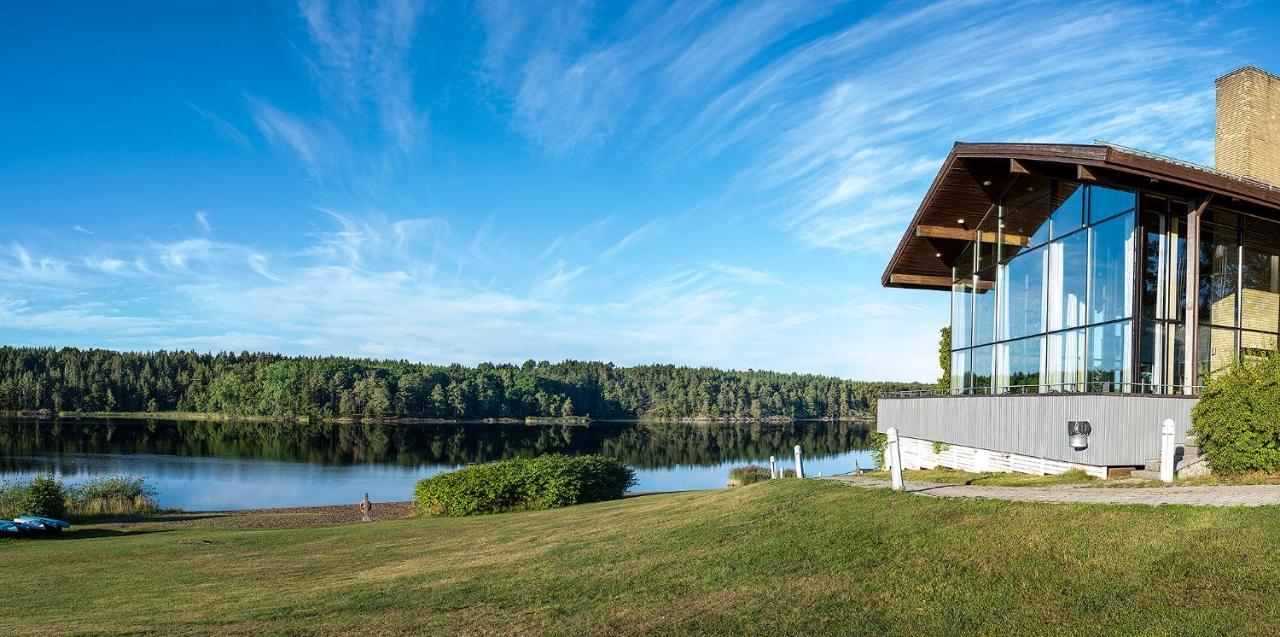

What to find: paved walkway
left=824, top=475, right=1280, bottom=507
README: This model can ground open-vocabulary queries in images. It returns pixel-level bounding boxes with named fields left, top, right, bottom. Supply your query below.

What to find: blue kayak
left=0, top=520, right=19, bottom=535
left=11, top=520, right=48, bottom=536
left=14, top=516, right=70, bottom=531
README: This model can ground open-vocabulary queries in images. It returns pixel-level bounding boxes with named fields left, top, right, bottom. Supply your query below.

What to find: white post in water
left=887, top=427, right=904, bottom=491
left=769, top=455, right=778, bottom=479
left=1160, top=418, right=1176, bottom=483
left=794, top=444, right=805, bottom=478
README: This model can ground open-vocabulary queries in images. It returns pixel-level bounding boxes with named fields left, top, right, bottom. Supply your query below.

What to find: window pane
left=1197, top=325, right=1236, bottom=378
left=1241, top=229, right=1280, bottom=333
left=998, top=246, right=1044, bottom=340
left=1199, top=221, right=1238, bottom=327
left=1088, top=321, right=1131, bottom=392
left=1090, top=211, right=1135, bottom=324
left=1241, top=330, right=1277, bottom=366
left=1090, top=186, right=1136, bottom=224
left=1140, top=199, right=1185, bottom=322
left=1045, top=329, right=1086, bottom=392
left=973, top=270, right=997, bottom=346
left=951, top=281, right=973, bottom=349
left=1047, top=231, right=1088, bottom=330
left=997, top=336, right=1042, bottom=394
left=970, top=345, right=994, bottom=394
left=1139, top=320, right=1159, bottom=391
left=1050, top=182, right=1084, bottom=239
left=950, top=350, right=968, bottom=395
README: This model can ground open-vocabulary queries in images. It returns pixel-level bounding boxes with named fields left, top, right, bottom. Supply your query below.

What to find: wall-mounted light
left=982, top=180, right=992, bottom=186
left=1068, top=421, right=1091, bottom=450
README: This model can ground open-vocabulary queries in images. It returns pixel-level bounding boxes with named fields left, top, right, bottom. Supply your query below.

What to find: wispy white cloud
left=601, top=218, right=661, bottom=260
left=194, top=210, right=212, bottom=233
left=187, top=101, right=252, bottom=151
left=71, top=225, right=93, bottom=235
left=298, top=0, right=428, bottom=156
left=704, top=262, right=780, bottom=286
left=247, top=97, right=337, bottom=182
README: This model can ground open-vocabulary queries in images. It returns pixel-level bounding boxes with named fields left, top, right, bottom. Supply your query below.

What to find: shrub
left=20, top=474, right=67, bottom=519
left=1191, top=353, right=1280, bottom=475
left=870, top=432, right=888, bottom=469
left=780, top=469, right=797, bottom=478
left=415, top=454, right=635, bottom=516
left=0, top=480, right=25, bottom=518
left=727, top=465, right=771, bottom=487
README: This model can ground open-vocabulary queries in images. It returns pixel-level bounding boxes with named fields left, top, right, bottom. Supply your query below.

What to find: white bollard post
left=794, top=444, right=805, bottom=479
left=1160, top=418, right=1176, bottom=483
left=769, top=455, right=778, bottom=479
left=887, top=427, right=904, bottom=491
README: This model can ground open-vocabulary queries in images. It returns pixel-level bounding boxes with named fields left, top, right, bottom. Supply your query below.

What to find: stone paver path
left=825, top=475, right=1280, bottom=507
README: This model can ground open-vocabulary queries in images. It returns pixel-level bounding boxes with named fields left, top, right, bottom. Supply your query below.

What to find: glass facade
left=948, top=174, right=1280, bottom=395
left=950, top=182, right=1137, bottom=394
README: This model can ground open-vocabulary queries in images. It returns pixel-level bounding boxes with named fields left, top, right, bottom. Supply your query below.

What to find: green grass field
left=6, top=480, right=1280, bottom=635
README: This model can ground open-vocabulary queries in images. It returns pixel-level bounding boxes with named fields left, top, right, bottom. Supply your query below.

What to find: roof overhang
left=882, top=142, right=1280, bottom=291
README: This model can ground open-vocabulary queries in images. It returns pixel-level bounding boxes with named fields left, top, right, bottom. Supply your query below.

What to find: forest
left=0, top=346, right=926, bottom=420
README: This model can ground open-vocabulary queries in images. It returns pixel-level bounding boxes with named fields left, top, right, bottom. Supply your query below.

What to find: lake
left=0, top=417, right=876, bottom=510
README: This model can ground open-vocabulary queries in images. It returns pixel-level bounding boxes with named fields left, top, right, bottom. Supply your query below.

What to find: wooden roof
left=882, top=142, right=1280, bottom=290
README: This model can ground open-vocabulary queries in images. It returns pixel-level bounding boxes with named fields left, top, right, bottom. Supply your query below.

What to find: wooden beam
left=916, top=225, right=1029, bottom=247
left=1010, top=158, right=1032, bottom=174
left=1076, top=164, right=1099, bottom=181
left=890, top=274, right=992, bottom=290
left=1184, top=194, right=1212, bottom=393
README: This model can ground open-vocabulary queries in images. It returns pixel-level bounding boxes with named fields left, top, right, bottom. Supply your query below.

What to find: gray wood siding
left=877, top=395, right=1198, bottom=466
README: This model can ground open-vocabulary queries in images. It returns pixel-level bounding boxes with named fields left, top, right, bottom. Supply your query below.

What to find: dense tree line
left=0, top=346, right=925, bottom=420
left=0, top=418, right=875, bottom=470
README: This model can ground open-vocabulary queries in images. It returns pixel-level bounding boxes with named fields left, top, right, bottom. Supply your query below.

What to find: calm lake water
left=0, top=417, right=875, bottom=510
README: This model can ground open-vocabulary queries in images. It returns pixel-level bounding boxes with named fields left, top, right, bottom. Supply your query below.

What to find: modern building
left=877, top=66, right=1280, bottom=478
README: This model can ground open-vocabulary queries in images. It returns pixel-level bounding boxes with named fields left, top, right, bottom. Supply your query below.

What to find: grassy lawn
left=7, top=480, right=1280, bottom=635
left=864, top=467, right=1099, bottom=487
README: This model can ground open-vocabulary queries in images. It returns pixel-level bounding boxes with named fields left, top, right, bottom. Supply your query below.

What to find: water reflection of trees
left=0, top=418, right=873, bottom=469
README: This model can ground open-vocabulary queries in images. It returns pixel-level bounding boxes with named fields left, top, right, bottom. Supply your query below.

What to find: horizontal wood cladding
left=877, top=394, right=1197, bottom=466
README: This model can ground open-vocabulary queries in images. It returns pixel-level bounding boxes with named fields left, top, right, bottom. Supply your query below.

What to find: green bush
left=727, top=465, right=771, bottom=487
left=20, top=474, right=67, bottom=519
left=414, top=454, right=635, bottom=516
left=0, top=480, right=24, bottom=518
left=1191, top=353, right=1280, bottom=475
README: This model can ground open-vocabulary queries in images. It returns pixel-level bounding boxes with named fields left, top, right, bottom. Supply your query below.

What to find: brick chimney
left=1216, top=66, right=1280, bottom=186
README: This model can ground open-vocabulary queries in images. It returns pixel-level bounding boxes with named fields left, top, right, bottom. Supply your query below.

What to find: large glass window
left=1090, top=212, right=1135, bottom=324
left=973, top=272, right=997, bottom=346
left=1049, top=183, right=1085, bottom=239
left=947, top=180, right=1157, bottom=394
left=1045, top=329, right=1086, bottom=391
left=970, top=345, right=994, bottom=394
left=1200, top=221, right=1239, bottom=328
left=997, top=336, right=1042, bottom=393
left=1088, top=321, right=1132, bottom=391
left=951, top=280, right=973, bottom=349
left=998, top=246, right=1044, bottom=340
left=950, top=350, right=968, bottom=395
left=1090, top=186, right=1136, bottom=224
left=1048, top=230, right=1088, bottom=330
left=1240, top=228, right=1280, bottom=333
left=1198, top=325, right=1237, bottom=377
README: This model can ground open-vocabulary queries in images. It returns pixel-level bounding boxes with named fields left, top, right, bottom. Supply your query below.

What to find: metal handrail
left=882, top=381, right=1204, bottom=399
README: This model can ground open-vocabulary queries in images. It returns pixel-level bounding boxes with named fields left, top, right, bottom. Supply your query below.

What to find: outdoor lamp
left=1067, top=421, right=1091, bottom=450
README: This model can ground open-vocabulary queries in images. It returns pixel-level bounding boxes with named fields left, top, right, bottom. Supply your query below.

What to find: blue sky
left=2, top=0, right=1278, bottom=382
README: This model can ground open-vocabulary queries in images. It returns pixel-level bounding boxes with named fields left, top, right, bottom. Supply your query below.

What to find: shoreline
left=3, top=410, right=874, bottom=425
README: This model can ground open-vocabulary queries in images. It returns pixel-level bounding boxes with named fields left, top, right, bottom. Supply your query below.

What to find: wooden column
left=1183, top=196, right=1212, bottom=393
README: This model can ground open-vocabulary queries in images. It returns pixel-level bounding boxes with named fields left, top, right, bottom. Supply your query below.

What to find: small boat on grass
left=14, top=516, right=70, bottom=532
left=2, top=516, right=71, bottom=538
